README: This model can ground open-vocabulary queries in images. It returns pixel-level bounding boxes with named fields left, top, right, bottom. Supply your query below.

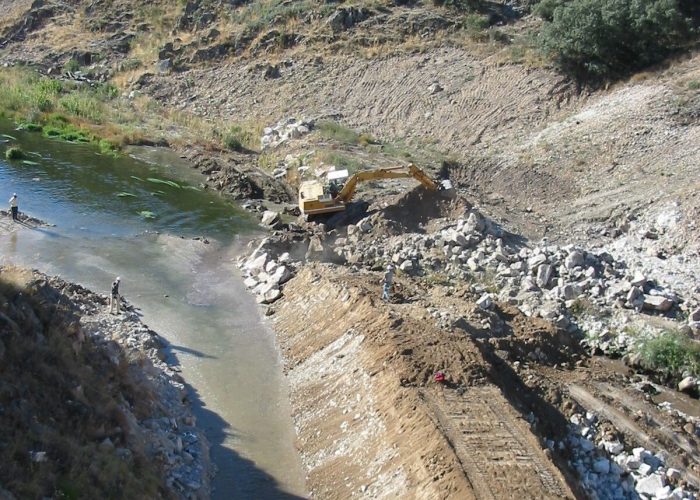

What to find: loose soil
left=269, top=263, right=700, bottom=498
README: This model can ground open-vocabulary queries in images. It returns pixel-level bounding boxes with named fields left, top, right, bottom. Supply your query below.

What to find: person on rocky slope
left=382, top=264, right=395, bottom=301
left=109, top=276, right=121, bottom=314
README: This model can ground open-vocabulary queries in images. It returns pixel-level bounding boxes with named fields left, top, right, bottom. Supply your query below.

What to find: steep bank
left=0, top=266, right=209, bottom=499
left=272, top=264, right=575, bottom=499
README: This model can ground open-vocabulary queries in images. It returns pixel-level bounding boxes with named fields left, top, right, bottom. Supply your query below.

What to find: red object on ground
left=434, top=371, right=446, bottom=383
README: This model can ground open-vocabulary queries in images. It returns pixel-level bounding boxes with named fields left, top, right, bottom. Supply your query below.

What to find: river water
left=0, top=122, right=306, bottom=499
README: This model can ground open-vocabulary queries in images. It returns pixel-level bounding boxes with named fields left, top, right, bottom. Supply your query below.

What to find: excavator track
left=421, top=386, right=572, bottom=499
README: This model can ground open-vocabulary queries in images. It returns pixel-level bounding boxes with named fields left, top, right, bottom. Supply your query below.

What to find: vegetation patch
left=4, top=146, right=25, bottom=160
left=636, top=329, right=700, bottom=379
left=535, top=0, right=696, bottom=81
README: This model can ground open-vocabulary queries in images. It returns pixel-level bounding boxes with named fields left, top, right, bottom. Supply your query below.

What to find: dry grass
left=0, top=268, right=166, bottom=498
left=0, top=0, right=33, bottom=32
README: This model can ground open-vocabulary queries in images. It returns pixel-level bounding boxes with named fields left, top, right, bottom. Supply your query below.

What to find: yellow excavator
left=298, top=164, right=449, bottom=215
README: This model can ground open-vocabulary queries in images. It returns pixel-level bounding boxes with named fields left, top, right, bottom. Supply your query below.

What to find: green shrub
left=64, top=59, right=81, bottom=73
left=537, top=0, right=694, bottom=81
left=5, top=147, right=24, bottom=160
left=223, top=125, right=255, bottom=152
left=689, top=80, right=700, bottom=89
left=637, top=330, right=700, bottom=377
left=98, top=138, right=119, bottom=155
left=59, top=94, right=105, bottom=123
left=17, top=122, right=43, bottom=132
left=317, top=121, right=360, bottom=145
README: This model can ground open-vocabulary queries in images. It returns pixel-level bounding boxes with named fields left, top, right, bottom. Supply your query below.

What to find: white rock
left=528, top=254, right=547, bottom=268
left=243, top=277, right=258, bottom=288
left=399, top=260, right=414, bottom=272
left=665, top=468, right=681, bottom=481
left=603, top=441, right=625, bottom=455
left=270, top=265, right=293, bottom=285
left=643, top=295, right=673, bottom=312
left=565, top=250, right=585, bottom=269
left=638, top=462, right=653, bottom=476
left=536, top=264, right=553, bottom=288
left=257, top=287, right=282, bottom=304
left=678, top=376, right=696, bottom=393
left=635, top=473, right=666, bottom=498
left=476, top=294, right=493, bottom=310
left=261, top=210, right=280, bottom=227
left=245, top=253, right=268, bottom=273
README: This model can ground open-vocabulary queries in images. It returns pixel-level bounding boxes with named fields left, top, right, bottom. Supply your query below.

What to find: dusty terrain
left=1, top=0, right=700, bottom=498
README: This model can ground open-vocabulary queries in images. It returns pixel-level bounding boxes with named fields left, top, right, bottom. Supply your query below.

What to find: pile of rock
left=562, top=412, right=695, bottom=499
left=39, top=276, right=210, bottom=499
left=238, top=239, right=297, bottom=305
left=260, top=117, right=313, bottom=150
left=333, top=209, right=696, bottom=350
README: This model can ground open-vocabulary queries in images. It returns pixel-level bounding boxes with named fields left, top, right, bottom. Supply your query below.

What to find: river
left=0, top=121, right=307, bottom=499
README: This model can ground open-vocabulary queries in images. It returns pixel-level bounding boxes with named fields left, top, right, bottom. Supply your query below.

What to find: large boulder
left=536, top=264, right=553, bottom=288
left=643, top=295, right=673, bottom=312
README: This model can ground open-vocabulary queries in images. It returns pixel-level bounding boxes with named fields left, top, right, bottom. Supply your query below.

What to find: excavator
left=298, top=163, right=451, bottom=215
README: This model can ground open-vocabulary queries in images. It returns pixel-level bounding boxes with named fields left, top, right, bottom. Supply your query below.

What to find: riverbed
left=0, top=122, right=306, bottom=498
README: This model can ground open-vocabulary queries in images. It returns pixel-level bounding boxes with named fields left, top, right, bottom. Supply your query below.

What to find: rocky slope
left=0, top=266, right=209, bottom=499
left=237, top=186, right=700, bottom=499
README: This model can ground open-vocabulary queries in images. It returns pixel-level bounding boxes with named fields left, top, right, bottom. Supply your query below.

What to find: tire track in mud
left=421, top=386, right=573, bottom=499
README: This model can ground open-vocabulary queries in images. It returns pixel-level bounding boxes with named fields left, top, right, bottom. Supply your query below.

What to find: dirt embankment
left=0, top=266, right=209, bottom=499
left=272, top=264, right=576, bottom=499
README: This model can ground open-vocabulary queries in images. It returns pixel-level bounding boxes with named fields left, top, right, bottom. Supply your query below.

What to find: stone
left=638, top=462, right=653, bottom=475
left=678, top=376, right=697, bottom=394
left=359, top=220, right=373, bottom=233
left=428, top=82, right=443, bottom=94
left=565, top=250, right=585, bottom=269
left=464, top=212, right=485, bottom=234
left=562, top=283, right=582, bottom=300
left=643, top=295, right=673, bottom=312
left=603, top=441, right=625, bottom=455
left=306, top=235, right=325, bottom=261
left=261, top=210, right=280, bottom=227
left=243, top=277, right=258, bottom=288
left=528, top=254, right=547, bottom=268
left=690, top=308, right=700, bottom=322
left=270, top=265, right=293, bottom=285
left=624, top=456, right=641, bottom=469
left=245, top=253, right=268, bottom=273
left=258, top=287, right=282, bottom=304
left=399, top=260, right=414, bottom=272
left=635, top=473, right=665, bottom=498
left=626, top=286, right=643, bottom=304
left=536, top=264, right=553, bottom=288
left=155, top=58, right=173, bottom=74
left=630, top=273, right=647, bottom=287
left=593, top=458, right=610, bottom=474
left=666, top=468, right=681, bottom=481
left=476, top=294, right=493, bottom=310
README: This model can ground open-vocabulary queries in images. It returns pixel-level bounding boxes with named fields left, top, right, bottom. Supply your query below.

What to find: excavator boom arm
left=335, top=164, right=438, bottom=202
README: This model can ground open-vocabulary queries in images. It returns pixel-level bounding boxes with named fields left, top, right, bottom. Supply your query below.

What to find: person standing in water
left=8, top=193, right=18, bottom=221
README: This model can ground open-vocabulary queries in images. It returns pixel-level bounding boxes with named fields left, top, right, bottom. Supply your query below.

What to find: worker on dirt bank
left=8, top=193, right=18, bottom=221
left=382, top=264, right=395, bottom=301
left=109, top=277, right=121, bottom=314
